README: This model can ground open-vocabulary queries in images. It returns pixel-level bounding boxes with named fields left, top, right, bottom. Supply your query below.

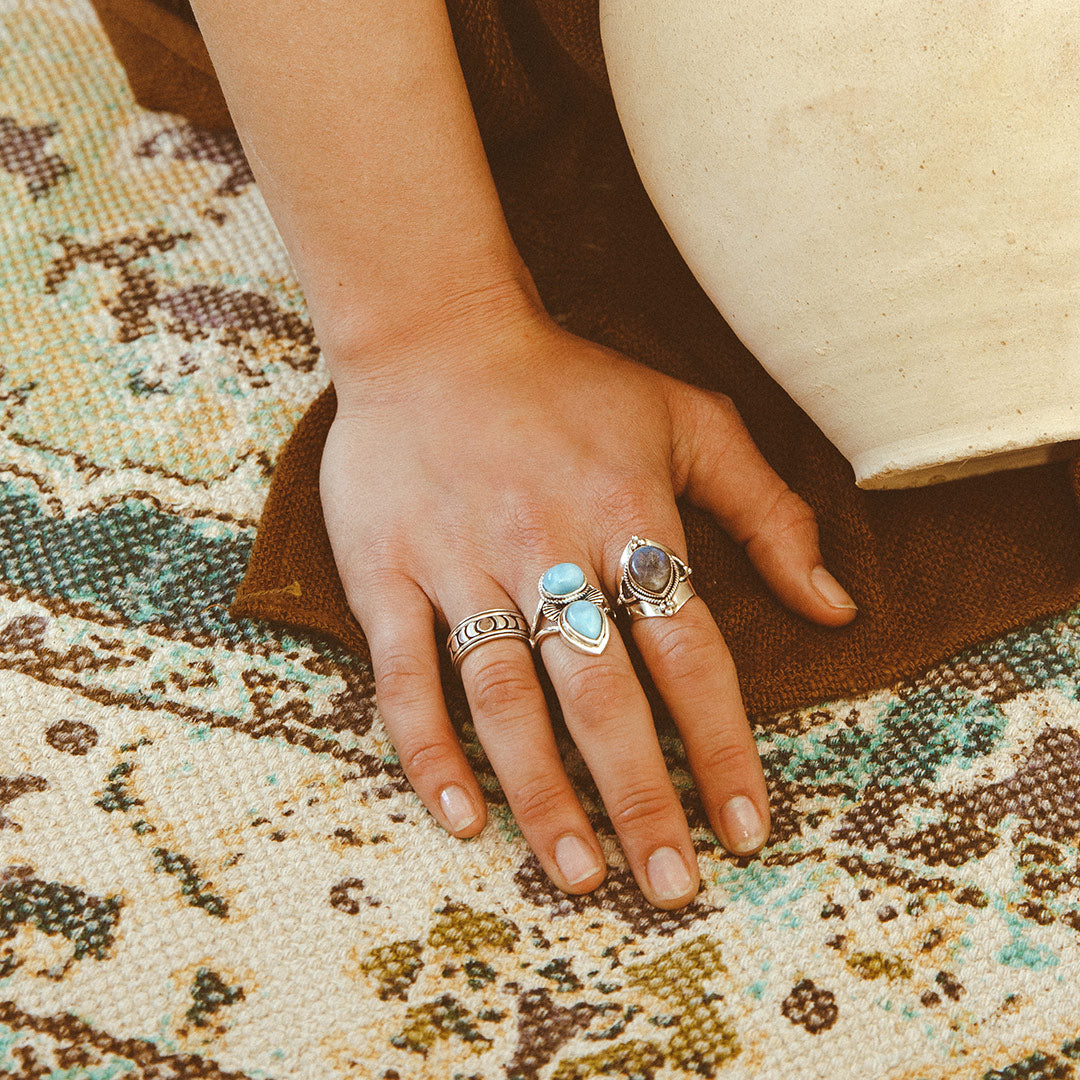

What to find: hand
left=320, top=299, right=857, bottom=909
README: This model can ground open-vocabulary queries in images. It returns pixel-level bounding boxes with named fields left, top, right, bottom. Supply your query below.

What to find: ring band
left=529, top=562, right=613, bottom=655
left=447, top=609, right=530, bottom=669
left=616, top=536, right=695, bottom=618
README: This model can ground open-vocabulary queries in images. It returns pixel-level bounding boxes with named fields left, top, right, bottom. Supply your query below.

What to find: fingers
left=346, top=549, right=744, bottom=909
left=670, top=383, right=857, bottom=626
left=537, top=592, right=700, bottom=909
left=347, top=567, right=608, bottom=895
left=348, top=575, right=487, bottom=839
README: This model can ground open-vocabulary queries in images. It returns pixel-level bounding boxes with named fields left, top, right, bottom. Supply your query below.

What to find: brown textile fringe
left=93, top=0, right=1080, bottom=716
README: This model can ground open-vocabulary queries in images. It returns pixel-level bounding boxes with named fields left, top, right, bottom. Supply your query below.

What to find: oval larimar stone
left=542, top=562, right=586, bottom=596
left=628, top=545, right=672, bottom=593
left=564, top=600, right=604, bottom=640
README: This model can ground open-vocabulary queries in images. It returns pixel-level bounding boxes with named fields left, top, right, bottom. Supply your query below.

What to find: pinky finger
left=359, top=579, right=487, bottom=838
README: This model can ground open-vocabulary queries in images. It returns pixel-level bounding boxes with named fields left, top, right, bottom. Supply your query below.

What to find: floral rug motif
left=2, top=3, right=1080, bottom=1077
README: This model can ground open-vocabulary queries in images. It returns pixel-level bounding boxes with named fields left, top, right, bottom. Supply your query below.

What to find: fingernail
left=720, top=795, right=769, bottom=854
left=439, top=785, right=478, bottom=833
left=646, top=846, right=693, bottom=901
left=555, top=834, right=603, bottom=886
left=811, top=565, right=857, bottom=610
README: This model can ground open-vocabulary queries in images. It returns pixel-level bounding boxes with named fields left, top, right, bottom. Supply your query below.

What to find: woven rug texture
left=2, top=2, right=1080, bottom=1077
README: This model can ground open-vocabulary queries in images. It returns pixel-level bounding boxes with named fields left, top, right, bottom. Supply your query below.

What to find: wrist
left=319, top=261, right=552, bottom=403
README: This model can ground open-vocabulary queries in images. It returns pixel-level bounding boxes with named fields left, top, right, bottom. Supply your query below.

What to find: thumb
left=668, top=382, right=857, bottom=625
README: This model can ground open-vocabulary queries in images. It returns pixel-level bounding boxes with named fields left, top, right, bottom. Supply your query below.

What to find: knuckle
left=398, top=737, right=457, bottom=780
left=606, top=780, right=678, bottom=832
left=677, top=380, right=737, bottom=421
left=691, top=388, right=741, bottom=448
left=510, top=774, right=571, bottom=826
left=468, top=656, right=538, bottom=719
left=698, top=739, right=756, bottom=779
left=674, top=388, right=742, bottom=486
left=592, top=482, right=649, bottom=534
left=647, top=621, right=716, bottom=682
left=374, top=647, right=432, bottom=708
left=561, top=660, right=629, bottom=723
left=498, top=491, right=558, bottom=555
left=756, top=487, right=818, bottom=544
left=339, top=556, right=410, bottom=617
left=700, top=387, right=739, bottom=422
left=358, top=534, right=406, bottom=575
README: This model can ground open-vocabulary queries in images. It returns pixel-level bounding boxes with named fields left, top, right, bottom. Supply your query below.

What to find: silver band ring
left=529, top=562, right=613, bottom=656
left=616, top=536, right=696, bottom=618
left=447, top=609, right=531, bottom=670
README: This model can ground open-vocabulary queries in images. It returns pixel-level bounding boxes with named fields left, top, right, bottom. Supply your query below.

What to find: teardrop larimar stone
left=628, top=545, right=672, bottom=593
left=564, top=600, right=603, bottom=640
left=542, top=562, right=586, bottom=596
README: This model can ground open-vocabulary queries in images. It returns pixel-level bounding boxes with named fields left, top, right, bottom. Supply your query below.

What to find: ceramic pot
left=600, top=0, right=1080, bottom=488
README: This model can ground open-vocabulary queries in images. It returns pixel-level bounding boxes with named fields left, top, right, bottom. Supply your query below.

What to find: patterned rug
left=3, top=2, right=1080, bottom=1077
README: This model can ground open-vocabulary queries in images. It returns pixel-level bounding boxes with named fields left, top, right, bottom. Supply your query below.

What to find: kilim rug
left=3, top=2, right=1080, bottom=1077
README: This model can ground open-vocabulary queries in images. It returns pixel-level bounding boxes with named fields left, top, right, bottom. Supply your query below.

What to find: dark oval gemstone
left=628, top=545, right=672, bottom=593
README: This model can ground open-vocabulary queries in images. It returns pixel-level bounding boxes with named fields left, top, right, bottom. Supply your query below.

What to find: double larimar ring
left=617, top=537, right=695, bottom=618
left=529, top=563, right=613, bottom=655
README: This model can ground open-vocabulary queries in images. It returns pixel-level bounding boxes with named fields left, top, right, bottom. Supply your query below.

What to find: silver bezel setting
left=530, top=570, right=613, bottom=655
left=617, top=536, right=695, bottom=618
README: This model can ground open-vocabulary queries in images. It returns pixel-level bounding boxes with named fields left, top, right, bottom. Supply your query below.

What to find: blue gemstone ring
left=529, top=562, right=613, bottom=655
left=616, top=537, right=695, bottom=619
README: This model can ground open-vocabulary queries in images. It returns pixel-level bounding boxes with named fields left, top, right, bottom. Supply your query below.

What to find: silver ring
left=528, top=562, right=613, bottom=655
left=616, top=536, right=695, bottom=618
left=447, top=609, right=530, bottom=670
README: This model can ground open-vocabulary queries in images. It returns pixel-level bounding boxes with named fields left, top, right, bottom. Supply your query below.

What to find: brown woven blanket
left=92, top=0, right=1080, bottom=716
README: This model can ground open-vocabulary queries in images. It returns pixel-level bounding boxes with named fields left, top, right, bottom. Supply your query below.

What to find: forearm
left=186, top=0, right=537, bottom=370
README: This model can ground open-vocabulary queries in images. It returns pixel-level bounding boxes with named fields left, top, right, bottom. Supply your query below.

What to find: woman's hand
left=184, top=0, right=857, bottom=907
left=320, top=296, right=857, bottom=909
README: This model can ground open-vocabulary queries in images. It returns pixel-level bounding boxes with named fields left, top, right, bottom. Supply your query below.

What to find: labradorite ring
left=529, top=562, right=613, bottom=656
left=447, top=609, right=531, bottom=670
left=616, top=537, right=695, bottom=618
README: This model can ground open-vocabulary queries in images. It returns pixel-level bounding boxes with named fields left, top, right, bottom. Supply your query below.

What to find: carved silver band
left=616, top=536, right=696, bottom=619
left=447, top=609, right=531, bottom=670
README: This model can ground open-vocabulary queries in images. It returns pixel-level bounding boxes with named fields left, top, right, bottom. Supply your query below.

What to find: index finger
left=633, top=597, right=770, bottom=856
left=611, top=531, right=770, bottom=856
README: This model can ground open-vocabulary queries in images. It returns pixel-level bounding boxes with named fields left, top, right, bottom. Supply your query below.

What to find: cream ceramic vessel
left=600, top=0, right=1080, bottom=488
